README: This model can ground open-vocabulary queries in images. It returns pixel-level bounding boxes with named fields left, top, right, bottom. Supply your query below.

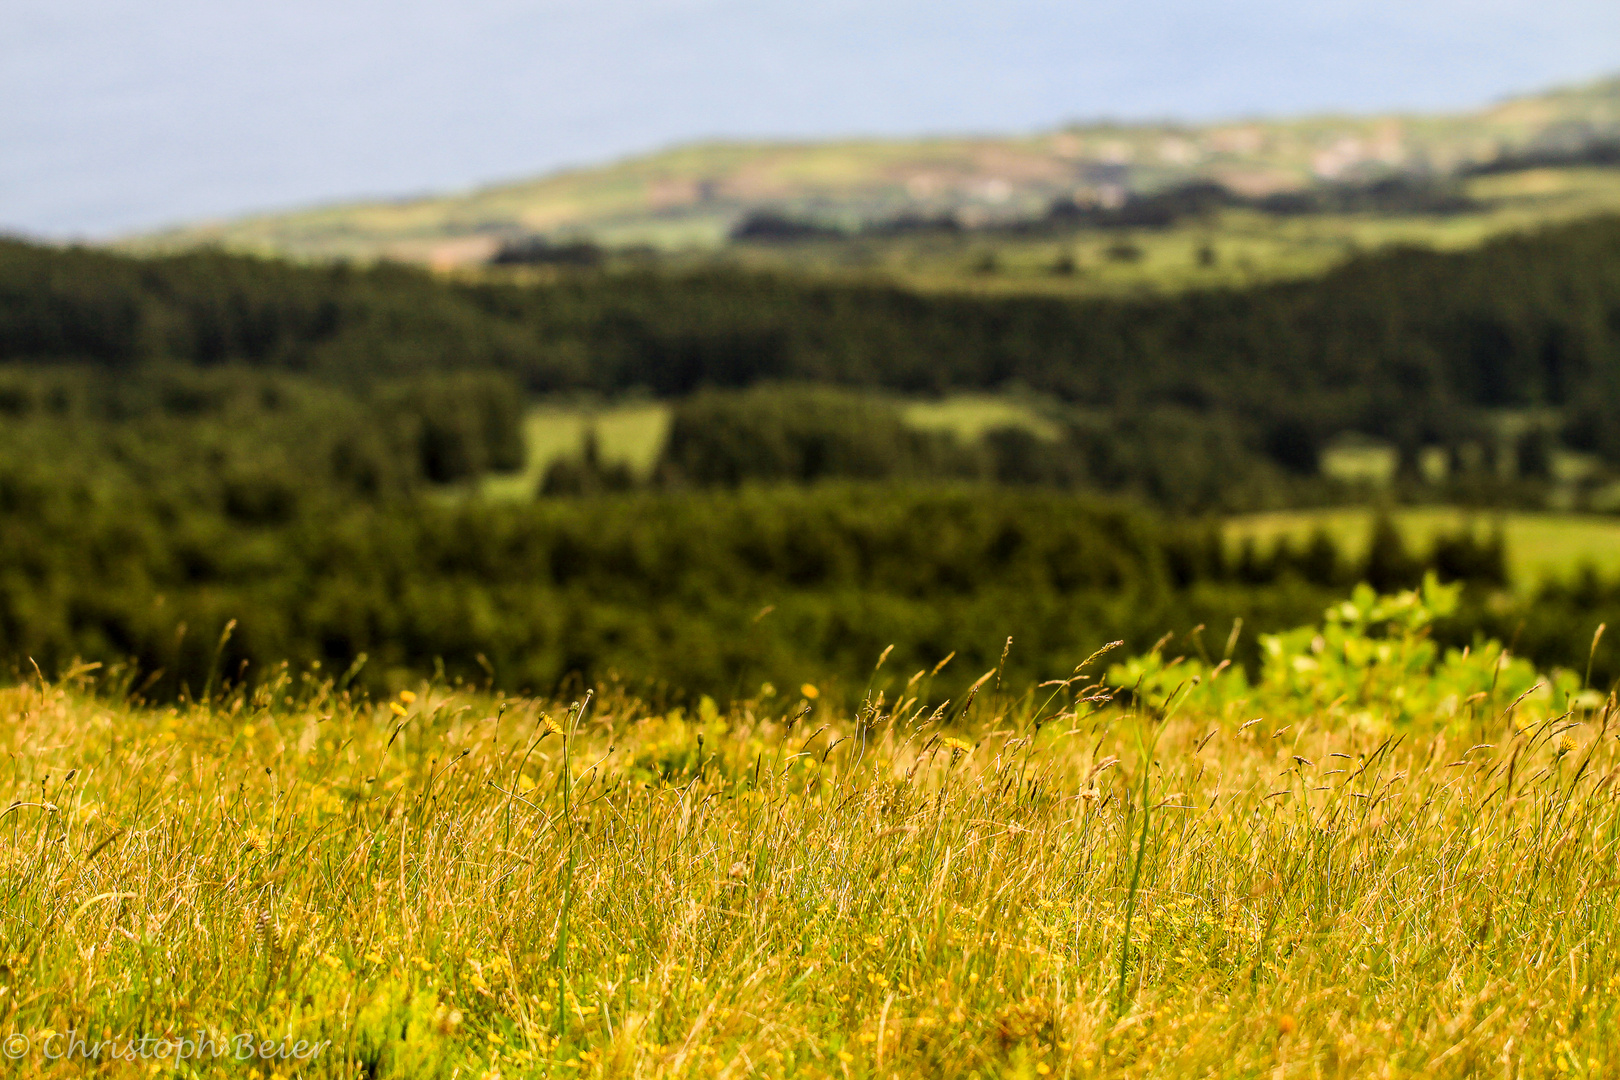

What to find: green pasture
left=1226, top=506, right=1620, bottom=589
left=899, top=394, right=1062, bottom=442
left=479, top=402, right=671, bottom=499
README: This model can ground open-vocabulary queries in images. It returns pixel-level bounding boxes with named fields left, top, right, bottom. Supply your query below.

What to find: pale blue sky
left=3, top=0, right=1618, bottom=238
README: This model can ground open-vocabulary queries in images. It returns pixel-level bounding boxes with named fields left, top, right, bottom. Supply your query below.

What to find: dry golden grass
left=2, top=644, right=1618, bottom=1077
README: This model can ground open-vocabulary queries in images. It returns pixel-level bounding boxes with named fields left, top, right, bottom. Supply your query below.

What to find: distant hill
left=130, top=75, right=1620, bottom=266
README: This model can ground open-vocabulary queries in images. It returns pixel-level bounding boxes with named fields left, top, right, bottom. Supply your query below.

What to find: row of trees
left=0, top=366, right=526, bottom=518
left=600, top=385, right=1568, bottom=511
left=6, top=218, right=1620, bottom=475
left=0, top=459, right=1595, bottom=701
left=648, top=385, right=1317, bottom=511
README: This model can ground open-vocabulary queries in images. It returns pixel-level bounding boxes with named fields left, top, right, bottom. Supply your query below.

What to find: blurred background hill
left=127, top=74, right=1620, bottom=279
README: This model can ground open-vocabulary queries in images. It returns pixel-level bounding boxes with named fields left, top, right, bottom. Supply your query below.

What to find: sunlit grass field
left=1226, top=507, right=1620, bottom=589
left=900, top=396, right=1063, bottom=444
left=5, top=582, right=1618, bottom=1077
left=480, top=404, right=672, bottom=499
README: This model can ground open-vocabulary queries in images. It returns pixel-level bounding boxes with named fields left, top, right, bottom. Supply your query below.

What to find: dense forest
left=6, top=217, right=1620, bottom=465
left=0, top=364, right=1604, bottom=699
left=0, top=465, right=1571, bottom=701
left=2, top=226, right=1619, bottom=698
left=653, top=385, right=1332, bottom=510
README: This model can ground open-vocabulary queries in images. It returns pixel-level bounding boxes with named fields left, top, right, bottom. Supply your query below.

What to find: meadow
left=1226, top=508, right=1620, bottom=591
left=480, top=403, right=673, bottom=498
left=4, top=580, right=1617, bottom=1078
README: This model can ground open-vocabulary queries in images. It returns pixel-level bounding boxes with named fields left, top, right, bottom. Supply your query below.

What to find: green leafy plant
left=1110, top=574, right=1572, bottom=730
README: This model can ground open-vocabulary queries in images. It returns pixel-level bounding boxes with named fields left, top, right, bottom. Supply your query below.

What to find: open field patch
left=900, top=395, right=1062, bottom=443
left=481, top=403, right=672, bottom=499
left=1225, top=507, right=1620, bottom=589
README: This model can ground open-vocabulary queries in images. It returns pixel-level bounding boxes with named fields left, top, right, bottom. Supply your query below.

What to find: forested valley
left=2, top=219, right=1619, bottom=698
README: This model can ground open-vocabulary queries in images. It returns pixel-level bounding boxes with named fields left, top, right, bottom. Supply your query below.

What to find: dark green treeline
left=7, top=217, right=1620, bottom=472
left=2, top=471, right=1594, bottom=701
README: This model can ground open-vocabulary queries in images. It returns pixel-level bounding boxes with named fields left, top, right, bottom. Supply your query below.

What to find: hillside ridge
left=130, top=74, right=1620, bottom=265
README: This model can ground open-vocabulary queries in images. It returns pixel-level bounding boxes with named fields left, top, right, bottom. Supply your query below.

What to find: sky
left=3, top=0, right=1618, bottom=239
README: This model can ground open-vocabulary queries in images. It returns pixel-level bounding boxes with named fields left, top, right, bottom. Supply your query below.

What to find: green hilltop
left=129, top=74, right=1620, bottom=269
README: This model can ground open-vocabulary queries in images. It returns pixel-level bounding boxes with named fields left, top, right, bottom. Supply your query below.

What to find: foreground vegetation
left=4, top=581, right=1617, bottom=1077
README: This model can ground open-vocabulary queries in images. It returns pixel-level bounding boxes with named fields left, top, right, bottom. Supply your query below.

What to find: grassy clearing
left=1318, top=442, right=1401, bottom=486
left=899, top=396, right=1062, bottom=443
left=1226, top=507, right=1620, bottom=589
left=481, top=404, right=671, bottom=499
left=4, top=585, right=1618, bottom=1077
